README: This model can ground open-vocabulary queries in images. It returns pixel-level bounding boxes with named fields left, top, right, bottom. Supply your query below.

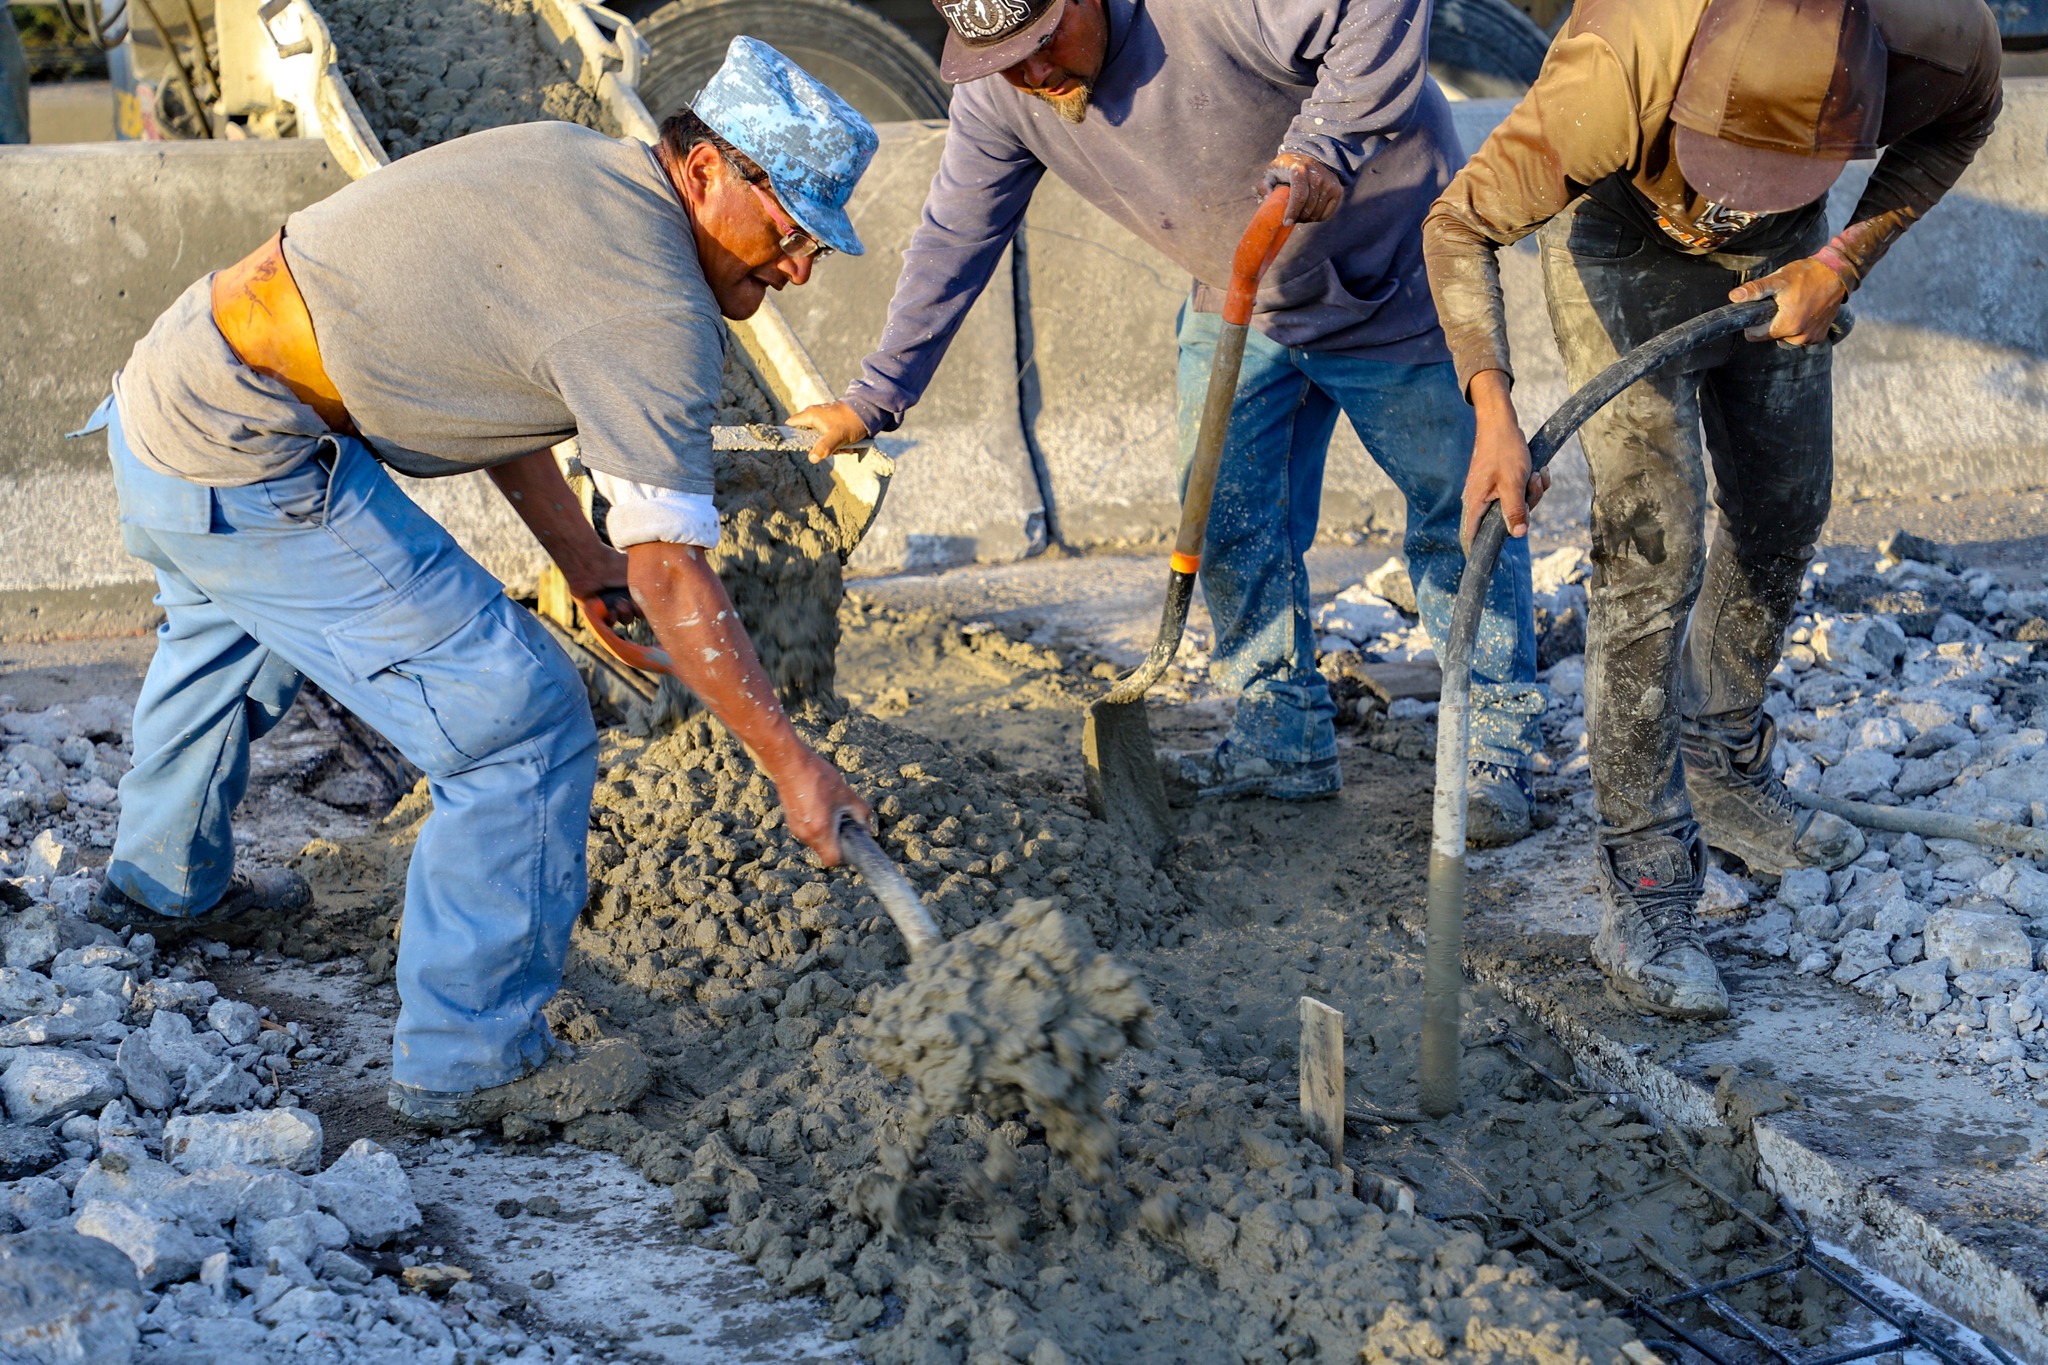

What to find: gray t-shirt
left=115, top=122, right=725, bottom=495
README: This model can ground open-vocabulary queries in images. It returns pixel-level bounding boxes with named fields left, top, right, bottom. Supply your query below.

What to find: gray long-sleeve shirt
left=843, top=0, right=1460, bottom=435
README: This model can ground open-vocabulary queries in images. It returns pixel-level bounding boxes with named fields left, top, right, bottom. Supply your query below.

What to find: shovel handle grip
left=836, top=811, right=942, bottom=958
left=582, top=589, right=673, bottom=675
left=1176, top=189, right=1298, bottom=570
left=1224, top=188, right=1296, bottom=327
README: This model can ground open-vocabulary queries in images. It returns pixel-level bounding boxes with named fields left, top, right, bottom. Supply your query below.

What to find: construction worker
left=792, top=0, right=1547, bottom=841
left=1424, top=0, right=2001, bottom=1017
left=79, top=39, right=875, bottom=1128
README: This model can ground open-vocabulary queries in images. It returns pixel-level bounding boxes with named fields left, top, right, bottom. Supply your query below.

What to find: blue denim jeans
left=1175, top=308, right=1543, bottom=767
left=91, top=396, right=598, bottom=1093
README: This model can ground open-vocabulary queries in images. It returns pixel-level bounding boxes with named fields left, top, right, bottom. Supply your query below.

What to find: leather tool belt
left=210, top=228, right=357, bottom=435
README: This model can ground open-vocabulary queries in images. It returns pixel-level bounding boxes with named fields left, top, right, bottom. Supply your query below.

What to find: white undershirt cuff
left=588, top=468, right=721, bottom=549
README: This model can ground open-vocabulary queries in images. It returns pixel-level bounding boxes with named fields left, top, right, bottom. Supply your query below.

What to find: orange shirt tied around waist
left=210, top=228, right=356, bottom=436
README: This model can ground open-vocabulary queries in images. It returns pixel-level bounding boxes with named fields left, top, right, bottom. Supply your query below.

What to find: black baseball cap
left=932, top=0, right=1068, bottom=83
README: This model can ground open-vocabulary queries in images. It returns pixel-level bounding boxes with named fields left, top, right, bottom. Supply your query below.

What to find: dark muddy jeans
left=1539, top=198, right=1833, bottom=846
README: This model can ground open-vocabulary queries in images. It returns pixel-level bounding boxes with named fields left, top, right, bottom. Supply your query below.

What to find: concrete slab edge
left=1458, top=944, right=2048, bottom=1361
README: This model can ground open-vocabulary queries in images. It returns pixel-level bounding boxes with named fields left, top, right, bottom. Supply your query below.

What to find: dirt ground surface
left=8, top=478, right=2042, bottom=1359
left=171, top=592, right=1960, bottom=1364
left=10, top=492, right=2039, bottom=1359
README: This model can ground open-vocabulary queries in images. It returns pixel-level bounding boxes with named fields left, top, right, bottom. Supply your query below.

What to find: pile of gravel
left=1512, top=536, right=2048, bottom=1103
left=0, top=697, right=590, bottom=1362
left=0, top=696, right=130, bottom=854
left=1728, top=541, right=2048, bottom=1101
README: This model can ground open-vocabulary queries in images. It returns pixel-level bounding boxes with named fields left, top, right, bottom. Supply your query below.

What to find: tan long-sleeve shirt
left=1422, top=0, right=2002, bottom=396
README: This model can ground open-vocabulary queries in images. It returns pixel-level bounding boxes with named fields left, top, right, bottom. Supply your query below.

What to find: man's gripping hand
left=770, top=746, right=872, bottom=866
left=788, top=401, right=871, bottom=465
left=1261, top=153, right=1341, bottom=226
left=1462, top=370, right=1550, bottom=548
left=1729, top=257, right=1847, bottom=346
left=577, top=581, right=642, bottom=635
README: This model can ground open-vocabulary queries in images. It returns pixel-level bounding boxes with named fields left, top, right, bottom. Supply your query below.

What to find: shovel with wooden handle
left=1081, top=187, right=1297, bottom=864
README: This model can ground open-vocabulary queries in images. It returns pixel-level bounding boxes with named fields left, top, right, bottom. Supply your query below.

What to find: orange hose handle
left=1223, top=188, right=1296, bottom=327
left=583, top=590, right=674, bottom=675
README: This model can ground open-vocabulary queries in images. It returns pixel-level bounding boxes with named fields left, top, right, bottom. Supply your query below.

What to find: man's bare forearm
left=626, top=541, right=864, bottom=860
left=486, top=450, right=622, bottom=594
left=626, top=542, right=804, bottom=768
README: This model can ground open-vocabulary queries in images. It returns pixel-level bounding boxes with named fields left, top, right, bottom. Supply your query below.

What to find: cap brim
left=1673, top=126, right=1848, bottom=216
left=938, top=0, right=1067, bottom=83
left=774, top=180, right=865, bottom=257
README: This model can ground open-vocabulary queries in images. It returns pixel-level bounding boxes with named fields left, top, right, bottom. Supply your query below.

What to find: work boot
left=1467, top=763, right=1534, bottom=848
left=89, top=868, right=313, bottom=947
left=1680, top=713, right=1863, bottom=875
left=1591, top=833, right=1729, bottom=1020
left=388, top=1037, right=651, bottom=1133
left=1159, top=739, right=1340, bottom=803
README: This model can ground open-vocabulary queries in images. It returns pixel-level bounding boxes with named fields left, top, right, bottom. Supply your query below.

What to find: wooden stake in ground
left=1298, top=997, right=1347, bottom=1184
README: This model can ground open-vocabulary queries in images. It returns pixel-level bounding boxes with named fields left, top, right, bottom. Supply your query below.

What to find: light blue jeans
left=91, top=397, right=597, bottom=1093
left=1175, top=309, right=1543, bottom=767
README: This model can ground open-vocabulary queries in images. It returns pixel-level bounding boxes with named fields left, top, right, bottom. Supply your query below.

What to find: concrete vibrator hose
left=1416, top=296, right=1785, bottom=1119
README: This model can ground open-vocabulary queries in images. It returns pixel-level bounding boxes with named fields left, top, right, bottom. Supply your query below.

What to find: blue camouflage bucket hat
left=692, top=37, right=879, bottom=257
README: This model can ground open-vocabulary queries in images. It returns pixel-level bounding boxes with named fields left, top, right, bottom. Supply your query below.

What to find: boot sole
left=388, top=1096, right=509, bottom=1133
left=89, top=903, right=259, bottom=949
left=1466, top=816, right=1533, bottom=849
left=1592, top=932, right=1730, bottom=1020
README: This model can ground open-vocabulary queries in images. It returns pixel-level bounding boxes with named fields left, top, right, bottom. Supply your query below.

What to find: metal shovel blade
left=1082, top=696, right=1175, bottom=865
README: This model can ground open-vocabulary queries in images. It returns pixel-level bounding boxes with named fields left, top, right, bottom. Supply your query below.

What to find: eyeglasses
left=726, top=155, right=833, bottom=262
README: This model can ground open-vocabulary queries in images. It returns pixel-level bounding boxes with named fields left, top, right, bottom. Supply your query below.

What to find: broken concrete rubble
left=1924, top=908, right=2035, bottom=974
left=161, top=1109, right=323, bottom=1174
left=73, top=1199, right=218, bottom=1290
left=2, top=1049, right=121, bottom=1125
left=0, top=710, right=571, bottom=1361
left=0, top=1227, right=142, bottom=1362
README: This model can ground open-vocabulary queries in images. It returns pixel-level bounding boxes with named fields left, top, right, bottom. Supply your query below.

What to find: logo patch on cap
left=942, top=0, right=1031, bottom=41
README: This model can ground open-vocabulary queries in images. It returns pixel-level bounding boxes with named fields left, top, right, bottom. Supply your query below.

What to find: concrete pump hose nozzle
left=1416, top=296, right=1780, bottom=1119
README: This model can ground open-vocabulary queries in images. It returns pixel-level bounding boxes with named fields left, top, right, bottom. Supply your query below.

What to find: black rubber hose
left=1417, top=298, right=1777, bottom=1119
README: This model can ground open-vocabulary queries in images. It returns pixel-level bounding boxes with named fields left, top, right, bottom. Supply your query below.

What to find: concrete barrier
left=775, top=121, right=1045, bottom=573
left=1827, top=85, right=2048, bottom=503
left=0, top=139, right=548, bottom=605
left=0, top=140, right=349, bottom=597
left=5, top=82, right=2044, bottom=605
left=1014, top=175, right=1184, bottom=548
